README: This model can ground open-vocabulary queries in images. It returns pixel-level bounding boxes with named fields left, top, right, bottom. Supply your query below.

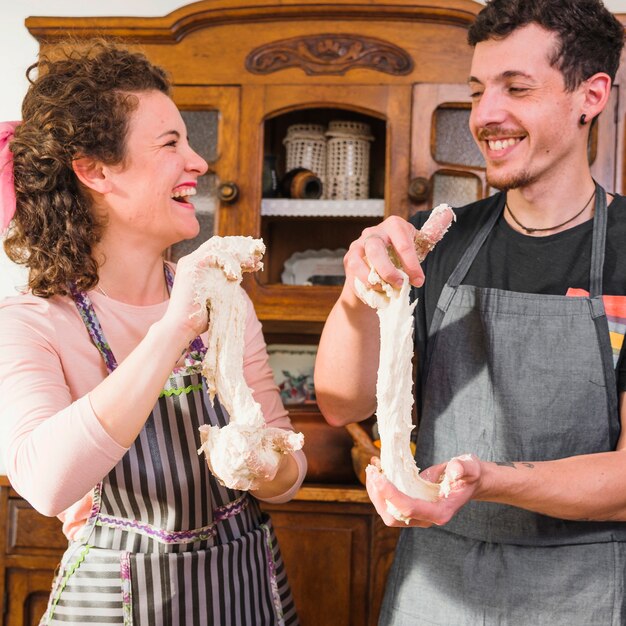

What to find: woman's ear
left=72, top=157, right=112, bottom=194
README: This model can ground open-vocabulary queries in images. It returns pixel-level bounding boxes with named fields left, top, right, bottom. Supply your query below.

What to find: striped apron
left=40, top=269, right=298, bottom=625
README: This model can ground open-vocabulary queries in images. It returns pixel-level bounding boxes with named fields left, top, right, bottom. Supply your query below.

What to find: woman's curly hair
left=4, top=39, right=171, bottom=297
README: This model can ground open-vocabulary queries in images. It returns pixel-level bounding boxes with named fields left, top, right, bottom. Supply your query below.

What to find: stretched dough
left=355, top=205, right=455, bottom=521
left=196, top=236, right=304, bottom=491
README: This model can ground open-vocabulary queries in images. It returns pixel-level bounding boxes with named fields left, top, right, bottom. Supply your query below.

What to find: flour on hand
left=355, top=205, right=455, bottom=522
left=195, top=236, right=304, bottom=491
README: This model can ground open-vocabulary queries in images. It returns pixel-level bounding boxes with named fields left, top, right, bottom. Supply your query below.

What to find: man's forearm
left=476, top=450, right=626, bottom=521
left=315, top=285, right=381, bottom=426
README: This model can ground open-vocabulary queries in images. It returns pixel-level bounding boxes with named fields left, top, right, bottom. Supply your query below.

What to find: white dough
left=356, top=204, right=455, bottom=522
left=195, top=236, right=304, bottom=491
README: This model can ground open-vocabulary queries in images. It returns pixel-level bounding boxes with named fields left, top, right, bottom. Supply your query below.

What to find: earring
left=579, top=114, right=587, bottom=126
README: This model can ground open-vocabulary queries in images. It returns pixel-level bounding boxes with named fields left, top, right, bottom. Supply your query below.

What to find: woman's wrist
left=251, top=452, right=300, bottom=500
left=153, top=312, right=202, bottom=353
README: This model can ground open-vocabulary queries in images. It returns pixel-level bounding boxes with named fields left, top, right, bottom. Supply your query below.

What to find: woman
left=0, top=40, right=305, bottom=625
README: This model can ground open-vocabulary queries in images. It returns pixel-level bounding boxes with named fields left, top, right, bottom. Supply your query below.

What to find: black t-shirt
left=410, top=192, right=626, bottom=398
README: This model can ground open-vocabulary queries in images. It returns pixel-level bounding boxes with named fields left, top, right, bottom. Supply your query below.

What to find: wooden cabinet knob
left=408, top=176, right=431, bottom=203
left=217, top=181, right=239, bottom=203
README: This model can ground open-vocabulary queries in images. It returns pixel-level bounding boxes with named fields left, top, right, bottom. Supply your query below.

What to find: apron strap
left=447, top=194, right=505, bottom=289
left=71, top=263, right=207, bottom=372
left=587, top=183, right=617, bottom=419
left=429, top=184, right=609, bottom=337
left=69, top=287, right=119, bottom=373
left=589, top=182, right=607, bottom=299
left=427, top=193, right=505, bottom=340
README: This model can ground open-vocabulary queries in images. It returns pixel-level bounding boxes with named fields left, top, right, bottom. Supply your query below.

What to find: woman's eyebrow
left=156, top=129, right=181, bottom=139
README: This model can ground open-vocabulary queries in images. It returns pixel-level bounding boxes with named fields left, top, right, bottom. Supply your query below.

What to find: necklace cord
left=505, top=188, right=596, bottom=234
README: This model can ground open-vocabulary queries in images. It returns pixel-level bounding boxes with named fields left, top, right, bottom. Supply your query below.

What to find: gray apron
left=40, top=268, right=298, bottom=625
left=380, top=185, right=626, bottom=625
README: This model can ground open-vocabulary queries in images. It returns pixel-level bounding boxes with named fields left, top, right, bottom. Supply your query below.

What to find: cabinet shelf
left=261, top=198, right=384, bottom=217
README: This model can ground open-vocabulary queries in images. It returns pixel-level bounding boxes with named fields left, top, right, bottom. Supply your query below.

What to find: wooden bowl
left=289, top=408, right=358, bottom=484
left=344, top=422, right=380, bottom=486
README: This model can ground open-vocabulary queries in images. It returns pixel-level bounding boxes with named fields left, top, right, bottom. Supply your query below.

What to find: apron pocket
left=127, top=516, right=295, bottom=626
left=43, top=545, right=125, bottom=626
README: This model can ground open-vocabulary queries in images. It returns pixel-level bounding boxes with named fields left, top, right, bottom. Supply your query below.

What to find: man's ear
left=582, top=72, right=612, bottom=121
left=72, top=157, right=112, bottom=194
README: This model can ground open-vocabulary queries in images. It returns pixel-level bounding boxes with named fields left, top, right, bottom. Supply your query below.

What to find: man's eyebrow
left=469, top=70, right=534, bottom=84
left=156, top=129, right=181, bottom=139
left=501, top=70, right=534, bottom=80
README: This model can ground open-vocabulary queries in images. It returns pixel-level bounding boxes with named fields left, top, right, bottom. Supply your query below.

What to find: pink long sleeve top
left=0, top=284, right=306, bottom=540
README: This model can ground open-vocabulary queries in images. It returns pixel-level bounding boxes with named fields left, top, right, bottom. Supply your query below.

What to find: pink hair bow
left=0, top=121, right=20, bottom=233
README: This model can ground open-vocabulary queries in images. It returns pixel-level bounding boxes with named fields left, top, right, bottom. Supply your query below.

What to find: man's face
left=468, top=23, right=584, bottom=191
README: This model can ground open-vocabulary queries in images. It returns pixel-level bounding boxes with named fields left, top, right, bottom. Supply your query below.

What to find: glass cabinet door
left=238, top=83, right=412, bottom=328
left=411, top=84, right=486, bottom=213
left=168, top=86, right=241, bottom=261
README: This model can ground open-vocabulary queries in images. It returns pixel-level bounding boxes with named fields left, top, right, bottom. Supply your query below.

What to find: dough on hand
left=356, top=204, right=455, bottom=521
left=195, top=236, right=304, bottom=491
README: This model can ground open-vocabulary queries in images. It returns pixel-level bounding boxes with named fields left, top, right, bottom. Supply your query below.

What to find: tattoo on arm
left=495, top=461, right=535, bottom=469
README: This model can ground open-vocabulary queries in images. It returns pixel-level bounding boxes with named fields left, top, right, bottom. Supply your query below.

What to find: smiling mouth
left=171, top=186, right=197, bottom=203
left=486, top=137, right=523, bottom=151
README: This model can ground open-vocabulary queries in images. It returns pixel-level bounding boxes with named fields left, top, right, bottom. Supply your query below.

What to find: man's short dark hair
left=468, top=0, right=624, bottom=91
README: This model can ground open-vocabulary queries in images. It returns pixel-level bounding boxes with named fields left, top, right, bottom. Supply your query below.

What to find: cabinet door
left=4, top=568, right=56, bottom=626
left=411, top=84, right=485, bottom=213
left=2, top=493, right=66, bottom=626
left=410, top=83, right=619, bottom=212
left=235, top=83, right=412, bottom=326
left=168, top=86, right=241, bottom=261
left=262, top=500, right=398, bottom=626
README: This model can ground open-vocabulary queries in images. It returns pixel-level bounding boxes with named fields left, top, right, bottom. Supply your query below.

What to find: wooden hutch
left=3, top=1, right=626, bottom=624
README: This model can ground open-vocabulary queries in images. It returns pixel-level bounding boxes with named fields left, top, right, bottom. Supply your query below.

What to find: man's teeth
left=488, top=138, right=520, bottom=151
left=171, top=187, right=197, bottom=199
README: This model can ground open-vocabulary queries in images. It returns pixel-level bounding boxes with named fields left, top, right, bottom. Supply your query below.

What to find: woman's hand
left=163, top=237, right=265, bottom=345
left=365, top=455, right=483, bottom=527
left=161, top=245, right=216, bottom=343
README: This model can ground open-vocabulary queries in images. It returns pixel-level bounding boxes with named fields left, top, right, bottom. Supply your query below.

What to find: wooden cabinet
left=27, top=1, right=626, bottom=333
left=25, top=0, right=486, bottom=333
left=261, top=486, right=399, bottom=626
left=0, top=478, right=66, bottom=626
left=24, top=1, right=626, bottom=332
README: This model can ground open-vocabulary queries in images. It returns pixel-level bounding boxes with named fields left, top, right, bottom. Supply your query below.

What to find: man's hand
left=365, top=455, right=483, bottom=527
left=344, top=215, right=426, bottom=292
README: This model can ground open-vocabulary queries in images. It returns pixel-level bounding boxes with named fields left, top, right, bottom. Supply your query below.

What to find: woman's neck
left=94, top=248, right=169, bottom=306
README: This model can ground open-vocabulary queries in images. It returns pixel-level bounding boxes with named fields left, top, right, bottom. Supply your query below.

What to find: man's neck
left=503, top=171, right=597, bottom=236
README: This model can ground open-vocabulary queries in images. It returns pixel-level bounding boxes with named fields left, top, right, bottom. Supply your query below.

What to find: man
left=314, top=0, right=626, bottom=623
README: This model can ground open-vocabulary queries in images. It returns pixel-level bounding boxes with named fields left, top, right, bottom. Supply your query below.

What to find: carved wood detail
left=245, top=34, right=413, bottom=76
left=25, top=1, right=483, bottom=45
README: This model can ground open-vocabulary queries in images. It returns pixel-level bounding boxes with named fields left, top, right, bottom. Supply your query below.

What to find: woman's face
left=101, top=90, right=208, bottom=249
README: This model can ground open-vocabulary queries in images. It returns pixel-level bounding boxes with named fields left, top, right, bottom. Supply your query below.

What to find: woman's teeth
left=171, top=187, right=197, bottom=200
